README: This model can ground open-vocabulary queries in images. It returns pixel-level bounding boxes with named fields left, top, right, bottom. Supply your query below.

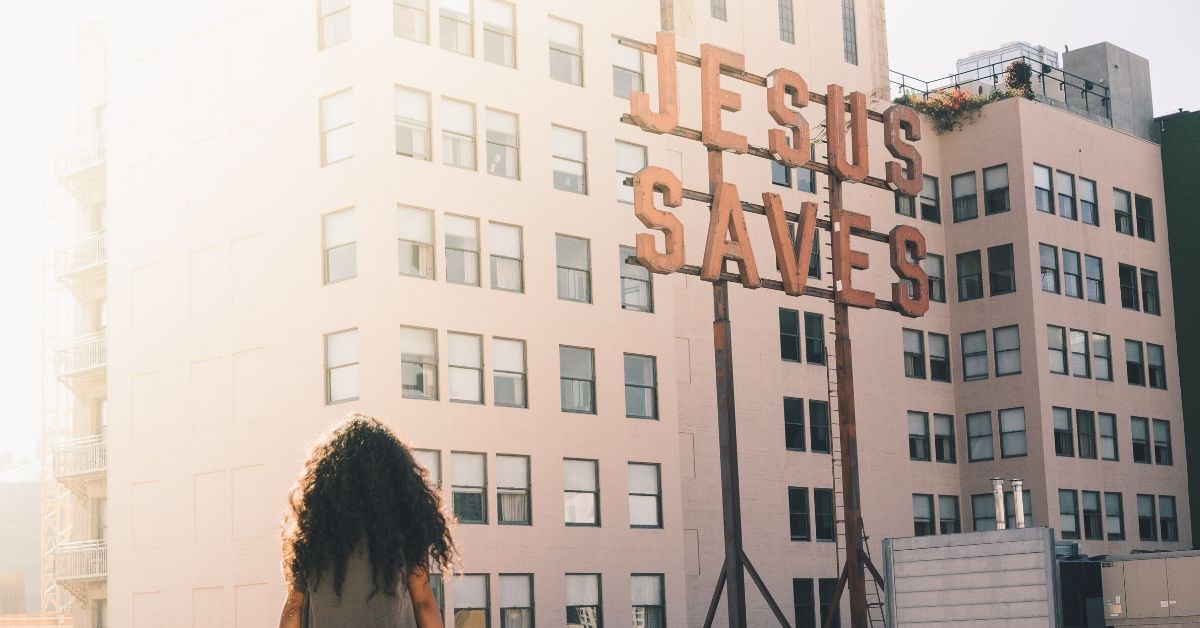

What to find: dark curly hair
left=282, top=413, right=455, bottom=599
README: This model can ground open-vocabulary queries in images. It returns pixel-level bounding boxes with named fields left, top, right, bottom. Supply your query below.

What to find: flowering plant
left=893, top=88, right=1017, bottom=134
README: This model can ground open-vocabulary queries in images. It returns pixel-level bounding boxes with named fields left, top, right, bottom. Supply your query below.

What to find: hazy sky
left=887, top=0, right=1200, bottom=117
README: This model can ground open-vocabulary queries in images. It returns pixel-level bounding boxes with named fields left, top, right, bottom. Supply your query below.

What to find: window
left=551, top=125, right=587, bottom=193
left=631, top=575, right=665, bottom=627
left=565, top=574, right=601, bottom=626
left=1141, top=270, right=1160, bottom=315
left=1093, top=334, right=1112, bottom=381
left=319, top=0, right=351, bottom=49
left=934, top=413, right=955, bottom=463
left=796, top=146, right=817, bottom=193
left=452, top=452, right=487, bottom=523
left=612, top=37, right=644, bottom=99
left=445, top=214, right=480, bottom=285
left=983, top=165, right=1009, bottom=214
left=563, top=459, right=599, bottom=525
left=1135, top=194, right=1155, bottom=241
left=615, top=141, right=647, bottom=203
left=485, top=108, right=519, bottom=178
left=1082, top=491, right=1102, bottom=540
left=809, top=400, right=831, bottom=454
left=1118, top=264, right=1139, bottom=309
left=398, top=205, right=435, bottom=279
left=895, top=188, right=914, bottom=217
left=972, top=494, right=994, bottom=531
left=814, top=488, right=834, bottom=541
left=908, top=411, right=930, bottom=461
left=987, top=244, right=1015, bottom=295
left=924, top=254, right=945, bottom=302
left=499, top=574, right=533, bottom=628
left=1131, top=417, right=1151, bottom=464
left=556, top=234, right=591, bottom=302
left=414, top=450, right=441, bottom=488
left=323, top=208, right=356, bottom=284
left=951, top=172, right=978, bottom=222
left=1114, top=188, right=1133, bottom=235
left=431, top=574, right=444, bottom=619
left=1148, top=344, right=1166, bottom=389
left=1099, top=413, right=1118, bottom=461
left=1056, top=171, right=1076, bottom=219
left=902, top=329, right=925, bottom=379
left=1159, top=496, right=1178, bottom=541
left=624, top=354, right=658, bottom=419
left=489, top=222, right=523, bottom=292
left=784, top=398, right=805, bottom=452
left=560, top=346, right=595, bottom=413
left=1153, top=419, right=1173, bottom=465
left=773, top=161, right=793, bottom=188
left=1062, top=250, right=1082, bottom=299
left=1048, top=326, right=1067, bottom=375
left=493, top=338, right=526, bottom=408
left=1076, top=410, right=1096, bottom=459
left=711, top=0, right=727, bottom=20
left=395, top=86, right=432, bottom=160
left=913, top=494, right=935, bottom=536
left=394, top=0, right=429, bottom=43
left=441, top=98, right=476, bottom=169
left=439, top=0, right=472, bottom=55
left=481, top=0, right=515, bottom=67
left=1080, top=178, right=1098, bottom=225
left=1137, top=494, right=1156, bottom=541
left=628, top=463, right=662, bottom=527
left=961, top=331, right=988, bottom=381
left=320, top=90, right=353, bottom=165
left=448, top=332, right=483, bottom=403
left=620, top=246, right=653, bottom=312
left=1059, top=490, right=1079, bottom=540
left=1126, top=340, right=1145, bottom=386
left=454, top=575, right=490, bottom=627
left=808, top=227, right=821, bottom=277
left=956, top=251, right=982, bottom=301
left=1105, top=493, right=1124, bottom=540
left=1039, top=244, right=1060, bottom=293
left=94, top=599, right=107, bottom=628
left=788, top=486, right=810, bottom=541
left=929, top=333, right=950, bottom=382
left=1069, top=330, right=1090, bottom=378
left=548, top=17, right=583, bottom=85
left=998, top=407, right=1027, bottom=458
left=325, top=329, right=359, bottom=403
left=778, top=0, right=795, bottom=42
left=1033, top=165, right=1053, bottom=213
left=496, top=454, right=529, bottom=525
left=804, top=312, right=826, bottom=365
left=964, top=413, right=993, bottom=461
left=939, top=495, right=961, bottom=534
left=401, top=326, right=438, bottom=399
left=1053, top=407, right=1074, bottom=457
left=920, top=175, right=941, bottom=223
left=840, top=0, right=857, bottom=64
left=993, top=326, right=1020, bottom=376
left=779, top=309, right=800, bottom=362
left=1084, top=255, right=1104, bottom=303
left=793, top=579, right=815, bottom=628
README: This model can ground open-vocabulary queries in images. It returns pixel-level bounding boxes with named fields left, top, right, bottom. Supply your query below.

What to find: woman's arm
left=278, top=587, right=305, bottom=628
left=408, top=567, right=444, bottom=628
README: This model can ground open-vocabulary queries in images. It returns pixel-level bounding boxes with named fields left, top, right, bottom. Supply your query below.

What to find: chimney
left=1012, top=479, right=1026, bottom=528
left=992, top=477, right=1007, bottom=530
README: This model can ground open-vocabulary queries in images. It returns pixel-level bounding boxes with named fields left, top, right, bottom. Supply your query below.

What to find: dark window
left=814, top=488, right=834, bottom=541
left=972, top=494, right=995, bottom=531
left=565, top=574, right=602, bottom=627
left=1153, top=419, right=1173, bottom=465
left=1135, top=194, right=1155, bottom=241
left=1034, top=164, right=1054, bottom=213
left=1048, top=326, right=1067, bottom=375
left=452, top=452, right=488, bottom=524
left=1131, top=417, right=1151, bottom=464
left=784, top=397, right=806, bottom=452
left=1057, top=171, right=1076, bottom=219
left=779, top=308, right=800, bottom=361
left=902, top=329, right=925, bottom=379
left=1084, top=255, right=1104, bottom=303
left=908, top=411, right=930, bottom=461
left=630, top=574, right=664, bottom=627
left=1039, top=244, right=1060, bottom=293
left=620, top=245, right=654, bottom=312
left=1005, top=490, right=1034, bottom=530
left=804, top=312, right=826, bottom=364
left=999, top=407, right=1028, bottom=458
left=1159, top=496, right=1178, bottom=542
left=939, top=495, right=961, bottom=533
left=934, top=414, right=955, bottom=463
left=1099, top=413, right=1118, bottom=461
left=1137, top=494, right=1157, bottom=541
left=929, top=333, right=950, bottom=382
left=895, top=190, right=915, bottom=217
left=1118, top=264, right=1139, bottom=310
left=788, top=486, right=810, bottom=541
left=793, top=579, right=815, bottom=628
left=924, top=254, right=945, bottom=303
left=1148, top=344, right=1166, bottom=389
left=993, top=325, right=1021, bottom=376
left=1114, top=189, right=1133, bottom=235
left=913, top=493, right=935, bottom=536
left=983, top=164, right=1009, bottom=214
left=1069, top=329, right=1090, bottom=378
left=1082, top=491, right=1102, bottom=540
left=951, top=172, right=977, bottom=222
left=1126, top=340, right=1146, bottom=386
left=1059, top=489, right=1080, bottom=540
left=809, top=400, right=831, bottom=454
left=1105, top=493, right=1125, bottom=540
left=624, top=354, right=658, bottom=419
left=771, top=161, right=791, bottom=187
left=1053, top=407, right=1074, bottom=457
left=560, top=346, right=596, bottom=414
left=1093, top=334, right=1113, bottom=381
left=818, top=578, right=840, bottom=628
left=1076, top=410, right=1097, bottom=459
left=1080, top=178, right=1098, bottom=225
left=956, top=251, right=982, bottom=301
left=961, top=331, right=988, bottom=381
left=920, top=175, right=941, bottom=222
left=1140, top=269, right=1160, bottom=315
left=1062, top=249, right=1082, bottom=299
left=967, top=412, right=993, bottom=462
left=987, top=244, right=1015, bottom=295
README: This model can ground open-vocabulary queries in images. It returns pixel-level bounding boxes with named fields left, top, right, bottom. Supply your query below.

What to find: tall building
left=43, top=0, right=1188, bottom=627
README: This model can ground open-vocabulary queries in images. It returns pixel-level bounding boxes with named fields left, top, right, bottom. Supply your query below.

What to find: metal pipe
left=992, top=477, right=1007, bottom=530
left=1012, top=479, right=1025, bottom=529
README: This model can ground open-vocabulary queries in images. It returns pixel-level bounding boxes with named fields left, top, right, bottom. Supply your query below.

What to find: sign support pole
left=712, top=277, right=748, bottom=628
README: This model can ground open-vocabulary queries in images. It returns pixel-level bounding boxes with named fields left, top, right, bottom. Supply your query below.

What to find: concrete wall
left=1064, top=42, right=1156, bottom=142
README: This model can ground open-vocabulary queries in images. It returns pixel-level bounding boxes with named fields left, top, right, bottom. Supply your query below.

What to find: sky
left=886, top=0, right=1200, bottom=117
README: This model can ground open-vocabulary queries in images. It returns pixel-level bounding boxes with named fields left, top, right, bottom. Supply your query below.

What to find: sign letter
left=766, top=69, right=810, bottom=167
left=825, top=83, right=869, bottom=182
left=631, top=166, right=686, bottom=274
left=630, top=32, right=679, bottom=134
left=700, top=44, right=749, bottom=153
left=702, top=182, right=760, bottom=287
left=763, top=194, right=816, bottom=296
left=884, top=104, right=923, bottom=197
left=889, top=225, right=929, bottom=317
left=831, top=209, right=875, bottom=308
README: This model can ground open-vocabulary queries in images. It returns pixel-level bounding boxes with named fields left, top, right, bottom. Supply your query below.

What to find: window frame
left=1056, top=170, right=1077, bottom=219
left=551, top=124, right=588, bottom=194
left=481, top=0, right=517, bottom=68
left=966, top=411, right=994, bottom=462
left=982, top=164, right=1010, bottom=215
left=627, top=462, right=663, bottom=528
left=934, top=413, right=956, bottom=463
left=324, top=327, right=360, bottom=404
left=563, top=458, right=600, bottom=526
left=999, top=407, right=1028, bottom=458
left=547, top=16, right=584, bottom=86
left=993, top=325, right=1021, bottom=376
left=907, top=411, right=931, bottom=462
left=961, top=330, right=989, bottom=381
left=1114, top=188, right=1133, bottom=235
left=492, top=337, right=527, bottom=409
left=444, top=213, right=481, bottom=286
left=447, top=331, right=484, bottom=404
left=397, top=204, right=436, bottom=279
left=955, top=250, right=983, bottom=302
left=623, top=353, right=659, bottom=420
left=395, top=85, right=433, bottom=161
left=1135, top=194, right=1155, bottom=241
left=788, top=486, right=811, bottom=541
left=496, top=454, right=531, bottom=525
left=488, top=221, right=524, bottom=292
left=951, top=171, right=978, bottom=223
left=902, top=328, right=926, bottom=379
left=620, top=245, right=654, bottom=312
left=986, top=243, right=1015, bottom=296
left=1033, top=164, right=1054, bottom=214
left=484, top=107, right=520, bottom=179
left=555, top=233, right=592, bottom=303
left=400, top=325, right=439, bottom=400
left=1059, top=489, right=1080, bottom=540
left=451, top=451, right=488, bottom=524
left=559, top=345, right=596, bottom=414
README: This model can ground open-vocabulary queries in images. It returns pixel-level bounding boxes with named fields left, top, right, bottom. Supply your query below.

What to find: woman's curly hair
left=282, top=413, right=455, bottom=599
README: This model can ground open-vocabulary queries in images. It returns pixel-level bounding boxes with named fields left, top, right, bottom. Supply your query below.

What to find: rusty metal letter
left=884, top=104, right=923, bottom=197
left=825, top=83, right=869, bottom=182
left=763, top=194, right=816, bottom=296
left=630, top=31, right=680, bottom=134
left=700, top=44, right=749, bottom=154
left=631, top=165, right=686, bottom=274
left=888, top=224, right=929, bottom=317
left=766, top=69, right=810, bottom=168
left=831, top=208, right=875, bottom=308
left=701, top=182, right=760, bottom=288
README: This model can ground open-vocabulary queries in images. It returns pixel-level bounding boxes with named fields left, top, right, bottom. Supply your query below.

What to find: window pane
left=500, top=574, right=531, bottom=608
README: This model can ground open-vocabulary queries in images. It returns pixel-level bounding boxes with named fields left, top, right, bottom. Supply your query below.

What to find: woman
left=279, top=414, right=455, bottom=627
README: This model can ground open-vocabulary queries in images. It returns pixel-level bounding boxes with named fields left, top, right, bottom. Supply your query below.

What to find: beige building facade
left=42, top=0, right=1187, bottom=627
